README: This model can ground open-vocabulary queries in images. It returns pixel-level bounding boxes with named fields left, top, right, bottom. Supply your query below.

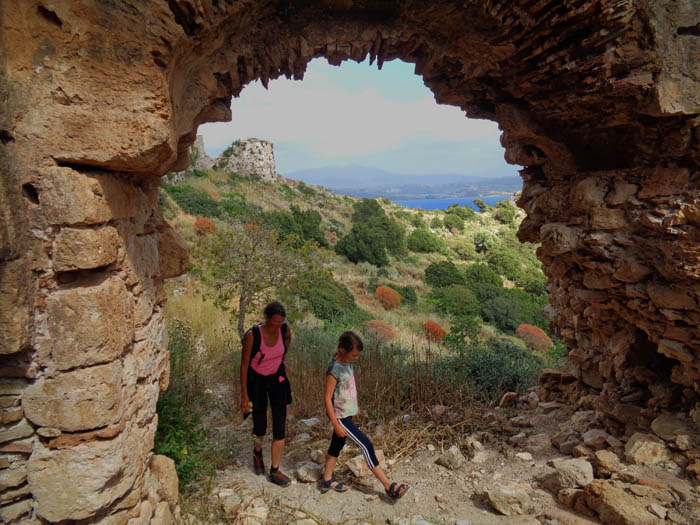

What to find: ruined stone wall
left=217, top=139, right=278, bottom=183
left=1, top=0, right=699, bottom=522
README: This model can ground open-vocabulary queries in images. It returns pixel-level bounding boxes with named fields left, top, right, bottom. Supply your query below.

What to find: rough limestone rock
left=436, top=445, right=466, bottom=470
left=584, top=480, right=664, bottom=525
left=216, top=139, right=278, bottom=182
left=650, top=414, right=689, bottom=441
left=296, top=461, right=322, bottom=483
left=546, top=458, right=595, bottom=490
left=348, top=450, right=386, bottom=478
left=150, top=455, right=179, bottom=507
left=484, top=485, right=535, bottom=516
left=624, top=433, right=673, bottom=465
left=2, top=0, right=700, bottom=520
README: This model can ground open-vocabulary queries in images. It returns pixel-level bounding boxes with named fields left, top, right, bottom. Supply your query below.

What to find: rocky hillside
left=160, top=136, right=551, bottom=352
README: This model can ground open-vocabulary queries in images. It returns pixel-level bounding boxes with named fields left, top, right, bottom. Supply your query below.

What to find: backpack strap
left=248, top=322, right=288, bottom=368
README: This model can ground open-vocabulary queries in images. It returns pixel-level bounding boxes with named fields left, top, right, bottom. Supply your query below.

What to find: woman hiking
left=240, top=301, right=293, bottom=487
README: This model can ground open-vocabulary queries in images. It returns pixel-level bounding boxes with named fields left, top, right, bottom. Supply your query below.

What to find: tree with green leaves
left=192, top=220, right=329, bottom=336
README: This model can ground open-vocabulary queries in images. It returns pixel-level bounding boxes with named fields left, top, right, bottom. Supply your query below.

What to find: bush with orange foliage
left=194, top=217, right=216, bottom=235
left=362, top=320, right=396, bottom=341
left=374, top=285, right=401, bottom=310
left=515, top=323, right=553, bottom=352
left=423, top=320, right=446, bottom=342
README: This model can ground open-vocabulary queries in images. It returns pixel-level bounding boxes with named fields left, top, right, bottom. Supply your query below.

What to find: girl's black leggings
left=328, top=416, right=379, bottom=469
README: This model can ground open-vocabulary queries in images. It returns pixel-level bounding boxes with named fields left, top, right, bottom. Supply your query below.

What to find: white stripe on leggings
left=338, top=419, right=377, bottom=469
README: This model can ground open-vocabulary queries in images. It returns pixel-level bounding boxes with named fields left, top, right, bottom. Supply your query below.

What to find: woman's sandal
left=268, top=468, right=291, bottom=487
left=385, top=481, right=409, bottom=500
left=320, top=477, right=349, bottom=493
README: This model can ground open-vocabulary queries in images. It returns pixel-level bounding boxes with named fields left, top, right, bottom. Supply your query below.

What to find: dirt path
left=187, top=387, right=603, bottom=524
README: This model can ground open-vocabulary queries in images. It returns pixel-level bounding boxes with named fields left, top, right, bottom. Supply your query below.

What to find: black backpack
left=243, top=322, right=289, bottom=369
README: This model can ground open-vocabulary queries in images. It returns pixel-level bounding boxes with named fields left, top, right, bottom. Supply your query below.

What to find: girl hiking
left=240, top=301, right=293, bottom=487
left=321, top=331, right=409, bottom=500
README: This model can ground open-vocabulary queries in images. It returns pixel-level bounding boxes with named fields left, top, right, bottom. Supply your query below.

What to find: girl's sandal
left=320, top=476, right=349, bottom=493
left=385, top=481, right=409, bottom=500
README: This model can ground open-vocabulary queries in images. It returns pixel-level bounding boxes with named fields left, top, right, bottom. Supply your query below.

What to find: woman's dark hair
left=338, top=331, right=363, bottom=352
left=263, top=301, right=286, bottom=319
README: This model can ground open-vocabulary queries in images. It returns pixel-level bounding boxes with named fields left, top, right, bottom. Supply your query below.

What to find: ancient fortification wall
left=0, top=0, right=698, bottom=522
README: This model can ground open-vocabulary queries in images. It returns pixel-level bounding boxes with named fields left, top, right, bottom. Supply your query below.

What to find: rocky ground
left=179, top=385, right=700, bottom=525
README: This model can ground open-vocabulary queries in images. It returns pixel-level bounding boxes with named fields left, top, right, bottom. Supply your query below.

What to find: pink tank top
left=250, top=326, right=285, bottom=376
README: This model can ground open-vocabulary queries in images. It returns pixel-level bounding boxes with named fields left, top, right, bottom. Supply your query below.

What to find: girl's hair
left=338, top=331, right=363, bottom=352
left=263, top=301, right=286, bottom=319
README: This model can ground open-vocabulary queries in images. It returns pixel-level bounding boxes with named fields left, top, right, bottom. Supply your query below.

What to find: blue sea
left=391, top=196, right=508, bottom=210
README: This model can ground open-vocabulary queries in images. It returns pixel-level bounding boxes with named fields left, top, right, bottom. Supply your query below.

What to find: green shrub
left=335, top=224, right=389, bottom=266
left=302, top=275, right=371, bottom=325
left=154, top=319, right=213, bottom=484
left=464, top=263, right=502, bottom=287
left=351, top=199, right=406, bottom=256
left=473, top=199, right=487, bottom=212
left=487, top=247, right=523, bottom=281
left=425, top=260, right=465, bottom=288
left=438, top=338, right=545, bottom=395
left=432, top=284, right=480, bottom=318
left=430, top=217, right=443, bottom=229
left=481, top=288, right=547, bottom=332
left=409, top=214, right=426, bottom=228
left=446, top=204, right=476, bottom=220
left=450, top=239, right=477, bottom=260
left=443, top=315, right=482, bottom=349
left=154, top=396, right=210, bottom=484
left=192, top=169, right=208, bottom=178
left=219, top=192, right=260, bottom=219
left=165, top=185, right=220, bottom=218
left=408, top=228, right=443, bottom=253
left=443, top=213, right=465, bottom=231
left=494, top=201, right=516, bottom=224
left=473, top=231, right=497, bottom=253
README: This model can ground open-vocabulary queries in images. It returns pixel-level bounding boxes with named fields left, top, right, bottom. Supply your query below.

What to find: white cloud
left=199, top=63, right=501, bottom=159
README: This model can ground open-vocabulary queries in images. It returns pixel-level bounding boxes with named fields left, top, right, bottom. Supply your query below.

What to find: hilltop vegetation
left=156, top=143, right=565, bottom=487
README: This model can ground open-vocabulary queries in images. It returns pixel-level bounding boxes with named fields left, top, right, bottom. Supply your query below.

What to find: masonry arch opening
left=3, top=2, right=700, bottom=522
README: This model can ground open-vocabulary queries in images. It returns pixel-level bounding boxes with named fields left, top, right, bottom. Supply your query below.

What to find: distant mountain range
left=284, top=164, right=522, bottom=200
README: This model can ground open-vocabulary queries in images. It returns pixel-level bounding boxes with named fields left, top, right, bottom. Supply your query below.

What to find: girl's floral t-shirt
left=327, top=358, right=358, bottom=419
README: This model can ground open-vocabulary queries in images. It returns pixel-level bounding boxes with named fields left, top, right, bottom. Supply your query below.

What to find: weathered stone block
left=0, top=498, right=32, bottom=522
left=129, top=234, right=160, bottom=279
left=53, top=226, right=119, bottom=272
left=584, top=479, right=661, bottom=525
left=647, top=283, right=697, bottom=310
left=638, top=168, right=689, bottom=198
left=149, top=455, right=178, bottom=507
left=624, top=432, right=672, bottom=465
left=28, top=430, right=135, bottom=522
left=39, top=167, right=149, bottom=226
left=606, top=181, right=638, bottom=205
left=23, top=361, right=123, bottom=432
left=0, top=260, right=29, bottom=355
left=42, top=275, right=134, bottom=370
left=158, top=226, right=189, bottom=278
left=0, top=419, right=34, bottom=444
left=590, top=208, right=627, bottom=230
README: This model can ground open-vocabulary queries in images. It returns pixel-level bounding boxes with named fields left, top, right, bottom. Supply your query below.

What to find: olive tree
left=193, top=221, right=329, bottom=336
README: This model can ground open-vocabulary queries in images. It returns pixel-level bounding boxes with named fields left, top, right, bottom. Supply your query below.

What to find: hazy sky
left=199, top=58, right=518, bottom=178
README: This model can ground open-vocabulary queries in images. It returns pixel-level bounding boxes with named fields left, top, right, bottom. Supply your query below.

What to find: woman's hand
left=333, top=423, right=347, bottom=438
left=241, top=396, right=252, bottom=414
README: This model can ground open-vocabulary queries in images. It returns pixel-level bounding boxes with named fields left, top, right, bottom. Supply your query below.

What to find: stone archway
left=1, top=1, right=699, bottom=522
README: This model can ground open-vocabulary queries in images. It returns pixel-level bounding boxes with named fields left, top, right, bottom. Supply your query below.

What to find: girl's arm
left=240, top=331, right=253, bottom=413
left=324, top=374, right=347, bottom=437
